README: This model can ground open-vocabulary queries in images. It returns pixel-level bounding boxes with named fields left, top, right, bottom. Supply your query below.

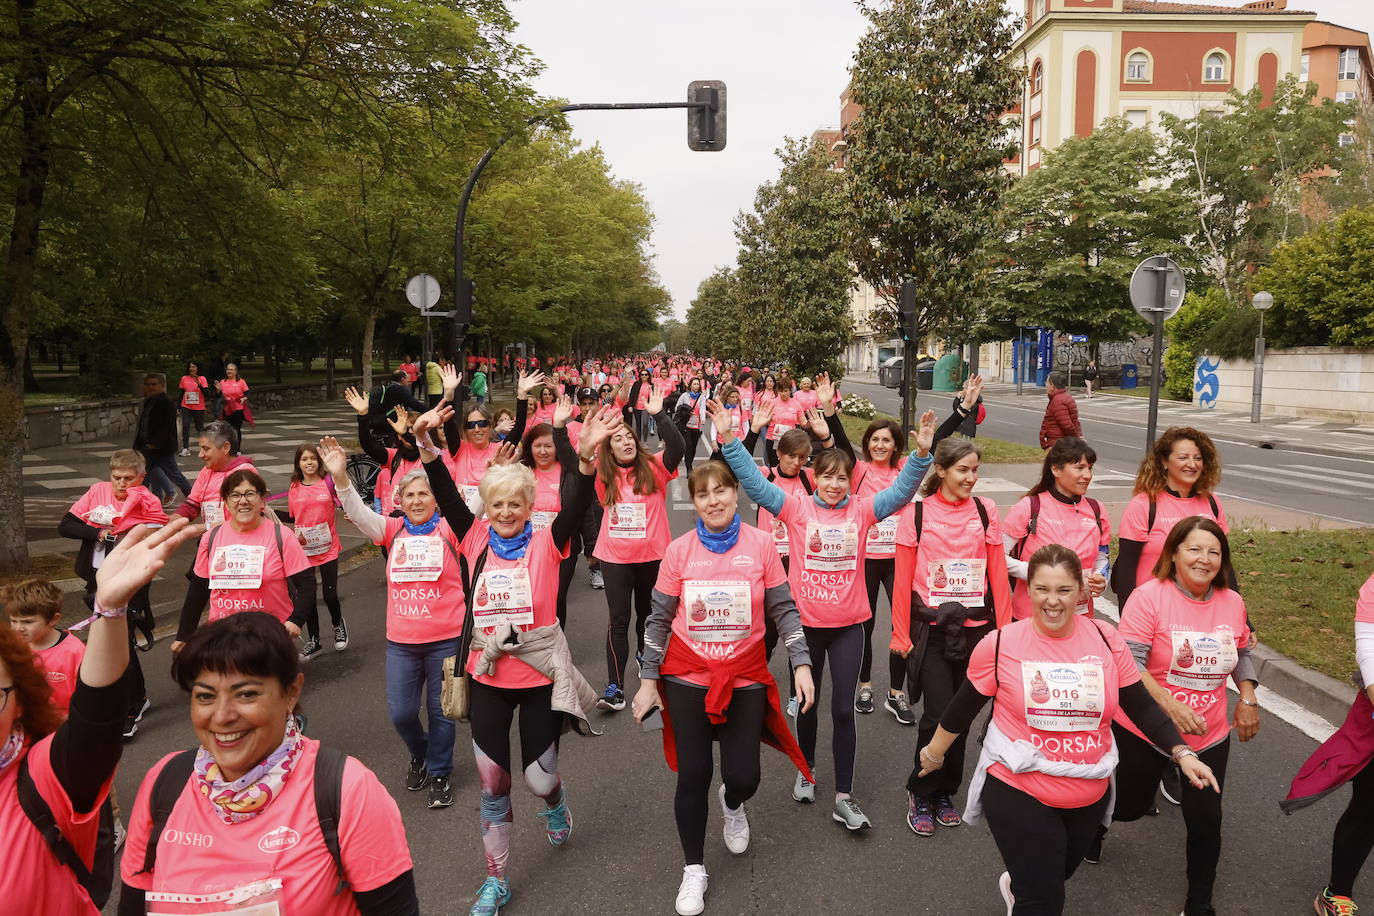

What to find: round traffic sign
left=1129, top=256, right=1186, bottom=321
left=406, top=273, right=441, bottom=311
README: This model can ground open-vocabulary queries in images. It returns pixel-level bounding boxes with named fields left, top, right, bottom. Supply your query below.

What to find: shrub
left=839, top=393, right=876, bottom=419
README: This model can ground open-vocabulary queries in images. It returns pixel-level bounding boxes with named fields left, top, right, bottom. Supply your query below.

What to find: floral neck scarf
left=194, top=716, right=303, bottom=825
left=0, top=725, right=24, bottom=773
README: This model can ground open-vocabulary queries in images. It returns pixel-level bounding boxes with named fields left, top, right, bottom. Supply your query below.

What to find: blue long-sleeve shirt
left=720, top=437, right=932, bottom=520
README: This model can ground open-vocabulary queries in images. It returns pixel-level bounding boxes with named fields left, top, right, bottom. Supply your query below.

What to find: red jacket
left=1039, top=388, right=1081, bottom=448
left=1283, top=690, right=1374, bottom=814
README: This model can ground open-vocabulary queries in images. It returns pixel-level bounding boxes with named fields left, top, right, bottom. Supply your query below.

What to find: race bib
left=84, top=504, right=118, bottom=528
left=769, top=422, right=793, bottom=441
left=927, top=558, right=986, bottom=608
left=473, top=567, right=534, bottom=628
left=1166, top=630, right=1238, bottom=691
left=389, top=535, right=444, bottom=582
left=209, top=544, right=266, bottom=591
left=531, top=510, right=556, bottom=532
left=203, top=500, right=225, bottom=527
left=803, top=521, right=857, bottom=572
left=1022, top=662, right=1105, bottom=732
left=147, top=878, right=282, bottom=916
left=770, top=518, right=790, bottom=556
left=866, top=516, right=900, bottom=553
left=682, top=580, right=753, bottom=642
left=686, top=412, right=701, bottom=430
left=297, top=522, right=333, bottom=557
left=608, top=502, right=647, bottom=539
left=184, top=389, right=201, bottom=406
left=461, top=484, right=480, bottom=506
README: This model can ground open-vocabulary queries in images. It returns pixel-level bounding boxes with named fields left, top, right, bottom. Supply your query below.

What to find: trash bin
left=916, top=359, right=936, bottom=391
left=1121, top=363, right=1139, bottom=389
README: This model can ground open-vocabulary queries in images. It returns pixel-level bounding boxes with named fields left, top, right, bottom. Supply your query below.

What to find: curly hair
left=0, top=626, right=63, bottom=740
left=1132, top=427, right=1220, bottom=497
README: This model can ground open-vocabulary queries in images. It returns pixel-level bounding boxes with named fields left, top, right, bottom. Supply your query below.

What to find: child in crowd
left=5, top=578, right=84, bottom=716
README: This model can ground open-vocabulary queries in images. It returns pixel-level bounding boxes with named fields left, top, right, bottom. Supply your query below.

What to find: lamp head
left=1252, top=291, right=1274, bottom=312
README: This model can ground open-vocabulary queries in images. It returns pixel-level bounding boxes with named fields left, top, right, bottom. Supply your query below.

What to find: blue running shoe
left=596, top=683, right=626, bottom=712
left=469, top=877, right=510, bottom=916
left=537, top=793, right=573, bottom=846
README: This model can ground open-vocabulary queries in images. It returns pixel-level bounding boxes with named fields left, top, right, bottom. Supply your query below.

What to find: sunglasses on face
left=465, top=419, right=491, bottom=429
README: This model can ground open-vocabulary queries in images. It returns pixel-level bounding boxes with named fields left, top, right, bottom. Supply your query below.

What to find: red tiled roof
left=1121, top=1, right=1313, bottom=13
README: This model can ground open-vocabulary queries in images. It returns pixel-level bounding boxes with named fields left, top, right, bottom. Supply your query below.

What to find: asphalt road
left=106, top=486, right=1358, bottom=915
left=846, top=379, right=1374, bottom=528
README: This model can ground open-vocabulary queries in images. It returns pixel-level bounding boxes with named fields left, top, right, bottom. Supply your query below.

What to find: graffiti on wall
left=1051, top=336, right=1154, bottom=370
left=1194, top=356, right=1221, bottom=408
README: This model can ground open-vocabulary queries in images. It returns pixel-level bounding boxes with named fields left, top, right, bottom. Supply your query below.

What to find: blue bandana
left=489, top=521, right=533, bottom=560
left=403, top=512, right=441, bottom=536
left=813, top=492, right=849, bottom=510
left=695, top=513, right=741, bottom=553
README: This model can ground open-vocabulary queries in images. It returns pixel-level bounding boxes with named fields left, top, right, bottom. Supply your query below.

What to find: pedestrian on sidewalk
left=1038, top=371, right=1081, bottom=450
left=470, top=365, right=488, bottom=407
left=1083, top=359, right=1099, bottom=398
left=134, top=373, right=190, bottom=503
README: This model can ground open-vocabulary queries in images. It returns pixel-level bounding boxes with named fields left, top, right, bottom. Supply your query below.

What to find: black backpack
left=17, top=760, right=118, bottom=907
left=131, top=745, right=350, bottom=894
left=1146, top=492, right=1220, bottom=537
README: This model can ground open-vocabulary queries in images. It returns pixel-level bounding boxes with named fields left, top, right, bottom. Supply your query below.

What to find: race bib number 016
left=1022, top=662, right=1105, bottom=733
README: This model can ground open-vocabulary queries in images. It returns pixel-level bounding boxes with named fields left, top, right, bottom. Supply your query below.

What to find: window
left=1030, top=61, right=1044, bottom=95
left=1340, top=48, right=1360, bottom=81
left=1300, top=53, right=1310, bottom=82
left=1338, top=90, right=1357, bottom=103
left=1339, top=133, right=1356, bottom=147
left=1124, top=109, right=1149, bottom=128
left=1034, top=0, right=1045, bottom=19
left=1030, top=115, right=1042, bottom=147
left=1126, top=51, right=1150, bottom=82
left=1204, top=52, right=1227, bottom=82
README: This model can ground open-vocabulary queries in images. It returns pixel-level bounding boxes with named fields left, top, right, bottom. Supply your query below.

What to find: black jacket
left=134, top=394, right=178, bottom=458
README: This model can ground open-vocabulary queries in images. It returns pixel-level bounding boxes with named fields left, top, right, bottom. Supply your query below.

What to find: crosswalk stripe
left=1230, top=463, right=1374, bottom=492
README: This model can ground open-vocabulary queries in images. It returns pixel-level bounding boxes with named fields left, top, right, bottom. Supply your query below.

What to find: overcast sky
left=509, top=0, right=1374, bottom=321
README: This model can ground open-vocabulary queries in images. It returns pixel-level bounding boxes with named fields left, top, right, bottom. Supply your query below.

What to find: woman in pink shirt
left=794, top=376, right=820, bottom=412
left=443, top=367, right=538, bottom=506
left=175, top=420, right=258, bottom=527
left=286, top=443, right=348, bottom=661
left=916, top=544, right=1216, bottom=916
left=518, top=397, right=588, bottom=628
left=176, top=361, right=209, bottom=456
left=122, top=612, right=418, bottom=915
left=763, top=376, right=802, bottom=469
left=717, top=400, right=934, bottom=832
left=1112, top=427, right=1229, bottom=606
left=592, top=385, right=685, bottom=712
left=215, top=362, right=250, bottom=445
left=1101, top=517, right=1259, bottom=916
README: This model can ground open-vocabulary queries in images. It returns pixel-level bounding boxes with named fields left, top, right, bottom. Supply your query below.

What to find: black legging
left=179, top=407, right=205, bottom=450
left=225, top=409, right=245, bottom=445
left=683, top=428, right=703, bottom=472
left=860, top=558, right=906, bottom=692
left=983, top=773, right=1110, bottom=916
left=1111, top=724, right=1231, bottom=908
left=1331, top=756, right=1374, bottom=897
left=663, top=679, right=766, bottom=865
left=301, top=558, right=343, bottom=640
left=602, top=559, right=660, bottom=686
left=907, top=621, right=994, bottom=796
left=633, top=408, right=651, bottom=442
left=556, top=545, right=579, bottom=629
left=796, top=623, right=863, bottom=794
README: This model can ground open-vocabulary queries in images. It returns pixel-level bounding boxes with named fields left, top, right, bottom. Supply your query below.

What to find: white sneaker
left=178, top=448, right=190, bottom=457
left=718, top=784, right=750, bottom=854
left=999, top=871, right=1014, bottom=916
left=675, top=864, right=708, bottom=916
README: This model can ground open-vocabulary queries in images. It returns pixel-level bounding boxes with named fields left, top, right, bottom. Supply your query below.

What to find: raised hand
left=962, top=374, right=984, bottom=410
left=914, top=409, right=937, bottom=456
left=580, top=405, right=622, bottom=458
left=804, top=408, right=829, bottom=439
left=749, top=400, right=773, bottom=434
left=646, top=385, right=665, bottom=416
left=412, top=403, right=456, bottom=441
left=815, top=372, right=836, bottom=410
left=388, top=405, right=410, bottom=436
left=490, top=440, right=518, bottom=467
left=517, top=370, right=546, bottom=399
left=553, top=394, right=574, bottom=428
left=440, top=363, right=461, bottom=398
left=706, top=398, right=734, bottom=442
left=343, top=386, right=369, bottom=417
left=494, top=413, right=515, bottom=436
left=317, top=436, right=350, bottom=480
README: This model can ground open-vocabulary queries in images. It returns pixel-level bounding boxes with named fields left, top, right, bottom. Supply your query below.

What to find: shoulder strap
left=1146, top=494, right=1157, bottom=537
left=18, top=757, right=109, bottom=906
left=1089, top=616, right=1113, bottom=650
left=973, top=496, right=990, bottom=532
left=313, top=746, right=350, bottom=895
left=1087, top=498, right=1103, bottom=534
left=205, top=521, right=223, bottom=555
left=799, top=469, right=814, bottom=495
left=456, top=546, right=489, bottom=661
left=136, top=749, right=198, bottom=876
left=1012, top=493, right=1040, bottom=561
left=913, top=500, right=923, bottom=545
left=1207, top=493, right=1219, bottom=518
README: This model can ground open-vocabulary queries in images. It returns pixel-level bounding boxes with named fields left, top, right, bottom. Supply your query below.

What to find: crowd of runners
left=3, top=351, right=1373, bottom=916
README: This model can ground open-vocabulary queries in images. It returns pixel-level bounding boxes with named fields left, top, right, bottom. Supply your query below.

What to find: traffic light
left=455, top=276, right=475, bottom=323
left=688, top=80, right=727, bottom=151
left=899, top=281, right=917, bottom=343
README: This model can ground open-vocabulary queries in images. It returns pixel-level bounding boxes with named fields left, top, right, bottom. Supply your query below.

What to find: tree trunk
left=360, top=303, right=377, bottom=391
left=0, top=9, right=53, bottom=572
left=325, top=341, right=336, bottom=400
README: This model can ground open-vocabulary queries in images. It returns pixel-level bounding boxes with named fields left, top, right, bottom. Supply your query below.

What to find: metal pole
left=901, top=336, right=914, bottom=441
left=1145, top=310, right=1165, bottom=449
left=1016, top=326, right=1024, bottom=397
left=1250, top=311, right=1265, bottom=423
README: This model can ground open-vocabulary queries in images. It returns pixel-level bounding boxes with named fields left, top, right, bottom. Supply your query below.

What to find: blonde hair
left=109, top=448, right=146, bottom=473
left=478, top=462, right=536, bottom=509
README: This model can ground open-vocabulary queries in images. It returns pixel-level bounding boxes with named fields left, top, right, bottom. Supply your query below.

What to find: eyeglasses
left=0, top=686, right=14, bottom=714
left=465, top=420, right=491, bottom=430
left=227, top=490, right=263, bottom=503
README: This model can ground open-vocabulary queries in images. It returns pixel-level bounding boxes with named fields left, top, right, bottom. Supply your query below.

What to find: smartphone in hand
left=638, top=706, right=664, bottom=731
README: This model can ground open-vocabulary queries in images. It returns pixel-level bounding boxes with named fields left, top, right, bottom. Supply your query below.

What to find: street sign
left=406, top=274, right=441, bottom=311
left=1070, top=334, right=1088, bottom=343
left=1129, top=256, right=1186, bottom=320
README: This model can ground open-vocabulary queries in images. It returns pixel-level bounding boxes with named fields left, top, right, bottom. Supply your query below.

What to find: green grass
left=838, top=413, right=1044, bottom=464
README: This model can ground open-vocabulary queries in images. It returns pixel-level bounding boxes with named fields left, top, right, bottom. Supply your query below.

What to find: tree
left=847, top=0, right=1021, bottom=347
left=732, top=138, right=854, bottom=377
left=685, top=267, right=745, bottom=361
left=991, top=119, right=1197, bottom=341
left=1162, top=288, right=1229, bottom=401
left=1252, top=204, right=1374, bottom=350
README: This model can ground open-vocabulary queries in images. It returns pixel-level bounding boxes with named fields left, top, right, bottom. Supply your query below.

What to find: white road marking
left=23, top=465, right=79, bottom=476
left=35, top=477, right=100, bottom=489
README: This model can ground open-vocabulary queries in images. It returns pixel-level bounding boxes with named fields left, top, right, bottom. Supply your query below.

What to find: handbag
left=440, top=545, right=488, bottom=722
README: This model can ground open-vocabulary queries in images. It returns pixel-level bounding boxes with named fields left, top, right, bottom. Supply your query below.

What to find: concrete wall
left=23, top=376, right=364, bottom=449
left=1202, top=347, right=1374, bottom=424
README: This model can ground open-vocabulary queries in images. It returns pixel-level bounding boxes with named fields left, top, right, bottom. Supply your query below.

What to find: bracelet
left=67, top=602, right=128, bottom=632
left=1239, top=698, right=1258, bottom=707
left=1172, top=747, right=1200, bottom=763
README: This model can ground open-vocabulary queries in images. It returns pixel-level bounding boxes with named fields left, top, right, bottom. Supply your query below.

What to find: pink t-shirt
left=288, top=480, right=340, bottom=566
left=447, top=441, right=503, bottom=506
left=967, top=616, right=1140, bottom=809
left=531, top=403, right=557, bottom=425
left=1118, top=491, right=1228, bottom=586
left=122, top=739, right=412, bottom=913
left=35, top=632, right=85, bottom=715
left=218, top=378, right=249, bottom=413
left=0, top=735, right=111, bottom=915
left=460, top=522, right=568, bottom=689
left=897, top=491, right=1002, bottom=618
left=592, top=454, right=676, bottom=565
left=795, top=390, right=820, bottom=411
left=756, top=469, right=811, bottom=558
left=656, top=525, right=787, bottom=688
left=69, top=481, right=128, bottom=531
left=193, top=522, right=311, bottom=623
left=380, top=516, right=466, bottom=644
left=186, top=459, right=260, bottom=528
left=530, top=465, right=562, bottom=532
left=854, top=461, right=908, bottom=559
left=767, top=398, right=804, bottom=441
left=777, top=493, right=878, bottom=628
left=1004, top=493, right=1112, bottom=620
left=375, top=450, right=422, bottom=517
left=1356, top=572, right=1374, bottom=624
left=1114, top=576, right=1252, bottom=751
left=178, top=375, right=208, bottom=411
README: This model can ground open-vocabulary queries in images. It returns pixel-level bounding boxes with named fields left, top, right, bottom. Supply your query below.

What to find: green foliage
left=1162, top=288, right=1229, bottom=400
left=1252, top=204, right=1374, bottom=350
left=839, top=393, right=877, bottom=419
left=847, top=0, right=1021, bottom=343
left=990, top=119, right=1195, bottom=342
left=685, top=267, right=744, bottom=361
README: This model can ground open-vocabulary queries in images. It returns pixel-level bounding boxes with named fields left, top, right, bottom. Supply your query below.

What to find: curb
left=1249, top=643, right=1355, bottom=728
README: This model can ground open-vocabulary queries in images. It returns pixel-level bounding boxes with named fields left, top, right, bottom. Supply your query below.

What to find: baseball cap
left=576, top=387, right=598, bottom=402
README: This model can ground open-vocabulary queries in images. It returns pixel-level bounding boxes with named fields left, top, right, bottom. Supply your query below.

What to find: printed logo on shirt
left=965, top=518, right=983, bottom=530
left=257, top=825, right=301, bottom=854
left=45, top=671, right=69, bottom=683
left=161, top=828, right=215, bottom=848
left=729, top=555, right=754, bottom=568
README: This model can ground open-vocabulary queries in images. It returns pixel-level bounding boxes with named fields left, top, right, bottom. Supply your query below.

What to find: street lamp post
left=1250, top=290, right=1274, bottom=424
